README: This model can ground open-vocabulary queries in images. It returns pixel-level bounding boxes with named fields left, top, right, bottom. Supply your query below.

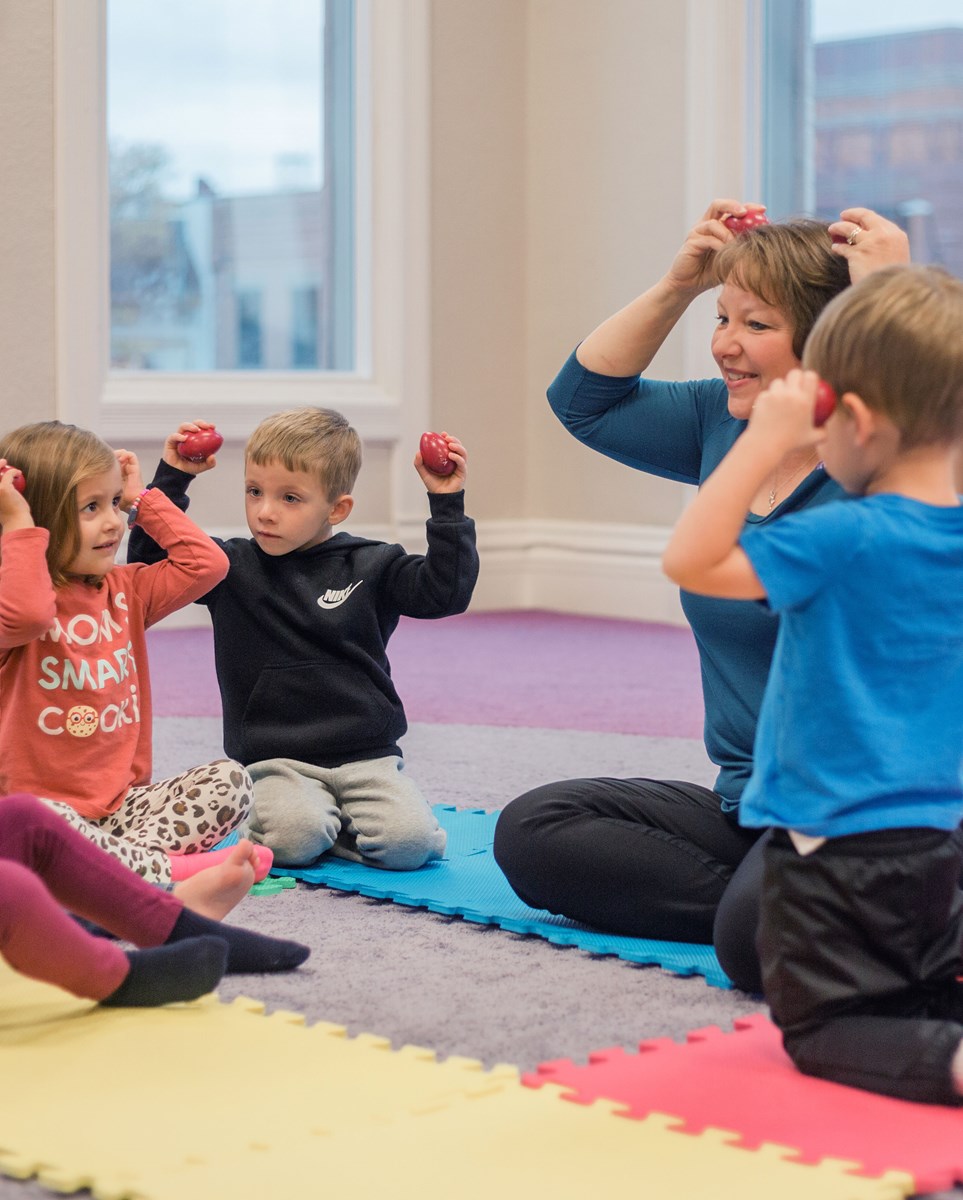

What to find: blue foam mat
left=273, top=805, right=732, bottom=989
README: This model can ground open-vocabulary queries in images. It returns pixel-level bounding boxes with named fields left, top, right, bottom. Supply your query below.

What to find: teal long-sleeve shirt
left=548, top=348, right=843, bottom=808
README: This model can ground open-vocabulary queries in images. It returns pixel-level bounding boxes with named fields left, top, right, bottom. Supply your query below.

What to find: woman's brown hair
left=714, top=219, right=852, bottom=358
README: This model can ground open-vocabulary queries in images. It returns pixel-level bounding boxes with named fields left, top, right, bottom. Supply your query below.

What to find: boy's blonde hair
left=0, top=421, right=116, bottom=587
left=804, top=264, right=963, bottom=448
left=714, top=219, right=851, bottom=358
left=245, top=407, right=361, bottom=498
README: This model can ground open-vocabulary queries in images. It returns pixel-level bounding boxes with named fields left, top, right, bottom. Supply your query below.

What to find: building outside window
left=761, top=0, right=963, bottom=276
left=107, top=0, right=354, bottom=371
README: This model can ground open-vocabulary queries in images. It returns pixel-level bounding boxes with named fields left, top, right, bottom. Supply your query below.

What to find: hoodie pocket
left=240, top=660, right=400, bottom=762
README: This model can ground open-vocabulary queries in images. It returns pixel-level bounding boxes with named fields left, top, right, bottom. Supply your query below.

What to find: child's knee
left=249, top=813, right=338, bottom=866
left=248, top=760, right=339, bottom=865
left=356, top=805, right=446, bottom=871
left=0, top=859, right=50, bottom=930
left=207, top=760, right=255, bottom=820
left=0, top=793, right=50, bottom=838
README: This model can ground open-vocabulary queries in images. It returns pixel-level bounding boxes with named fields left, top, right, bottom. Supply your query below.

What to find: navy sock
left=102, top=937, right=228, bottom=1007
left=166, top=909, right=310, bottom=974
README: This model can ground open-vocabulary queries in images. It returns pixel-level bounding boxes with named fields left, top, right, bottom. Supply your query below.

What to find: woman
left=492, top=199, right=909, bottom=992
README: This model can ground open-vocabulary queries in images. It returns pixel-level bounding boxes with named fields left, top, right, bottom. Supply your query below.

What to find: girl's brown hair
left=713, top=219, right=852, bottom=358
left=0, top=421, right=116, bottom=587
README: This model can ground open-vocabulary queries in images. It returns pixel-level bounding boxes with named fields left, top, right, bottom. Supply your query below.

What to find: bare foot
left=172, top=839, right=259, bottom=920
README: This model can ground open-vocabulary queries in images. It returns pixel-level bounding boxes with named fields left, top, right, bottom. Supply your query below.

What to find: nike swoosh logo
left=317, top=580, right=364, bottom=609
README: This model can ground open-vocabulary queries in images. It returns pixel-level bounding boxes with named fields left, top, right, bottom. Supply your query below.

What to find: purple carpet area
left=146, top=609, right=705, bottom=738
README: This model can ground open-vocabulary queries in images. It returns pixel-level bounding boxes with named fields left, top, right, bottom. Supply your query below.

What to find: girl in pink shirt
left=0, top=421, right=271, bottom=893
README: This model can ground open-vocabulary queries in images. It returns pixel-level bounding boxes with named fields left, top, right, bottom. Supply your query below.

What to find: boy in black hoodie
left=129, top=408, right=478, bottom=869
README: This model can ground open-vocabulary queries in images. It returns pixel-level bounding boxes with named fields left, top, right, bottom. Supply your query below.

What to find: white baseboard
left=465, top=518, right=686, bottom=625
left=143, top=517, right=686, bottom=629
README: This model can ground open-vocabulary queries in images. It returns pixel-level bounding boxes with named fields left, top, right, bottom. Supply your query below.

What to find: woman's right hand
left=576, top=198, right=768, bottom=376
left=663, top=199, right=768, bottom=297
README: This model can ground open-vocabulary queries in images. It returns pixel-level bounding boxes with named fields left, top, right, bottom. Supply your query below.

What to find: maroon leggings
left=0, top=794, right=183, bottom=1000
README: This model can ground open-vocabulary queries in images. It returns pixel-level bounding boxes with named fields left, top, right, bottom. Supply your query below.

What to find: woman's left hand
left=829, top=208, right=910, bottom=283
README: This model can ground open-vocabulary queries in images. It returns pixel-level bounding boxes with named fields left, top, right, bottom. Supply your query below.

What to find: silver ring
left=846, top=225, right=860, bottom=246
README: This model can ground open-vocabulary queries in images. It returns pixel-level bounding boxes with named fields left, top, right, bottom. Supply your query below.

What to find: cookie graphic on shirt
left=65, top=704, right=99, bottom=738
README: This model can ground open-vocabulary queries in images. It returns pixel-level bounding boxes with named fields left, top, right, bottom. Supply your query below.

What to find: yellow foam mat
left=0, top=960, right=914, bottom=1200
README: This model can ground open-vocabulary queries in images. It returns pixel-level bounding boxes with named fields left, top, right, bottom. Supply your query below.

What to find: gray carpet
left=174, top=718, right=759, bottom=1068
left=1, top=718, right=959, bottom=1199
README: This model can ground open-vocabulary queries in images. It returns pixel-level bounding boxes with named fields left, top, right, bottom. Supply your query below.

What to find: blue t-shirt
left=548, top=349, right=843, bottom=807
left=739, top=494, right=963, bottom=836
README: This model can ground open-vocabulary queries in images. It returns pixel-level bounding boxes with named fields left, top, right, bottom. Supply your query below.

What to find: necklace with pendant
left=768, top=454, right=820, bottom=511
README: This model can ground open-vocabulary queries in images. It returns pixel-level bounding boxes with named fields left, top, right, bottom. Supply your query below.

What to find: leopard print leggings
left=40, top=759, right=254, bottom=884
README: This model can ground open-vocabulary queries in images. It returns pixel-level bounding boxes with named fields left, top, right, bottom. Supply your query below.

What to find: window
left=57, top=0, right=431, bottom=465
left=760, top=0, right=963, bottom=276
left=107, top=0, right=354, bottom=371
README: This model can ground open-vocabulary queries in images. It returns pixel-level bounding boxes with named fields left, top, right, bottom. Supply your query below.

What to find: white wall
left=429, top=0, right=751, bottom=620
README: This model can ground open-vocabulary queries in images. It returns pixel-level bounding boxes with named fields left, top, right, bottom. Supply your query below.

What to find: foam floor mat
left=275, top=1085, right=912, bottom=1200
left=0, top=962, right=912, bottom=1200
left=274, top=804, right=731, bottom=987
left=0, top=959, right=515, bottom=1198
left=524, top=1013, right=963, bottom=1195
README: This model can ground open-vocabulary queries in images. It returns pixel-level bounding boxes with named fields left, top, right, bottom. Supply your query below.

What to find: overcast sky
left=108, top=0, right=323, bottom=199
left=108, top=1, right=963, bottom=201
left=812, top=0, right=963, bottom=40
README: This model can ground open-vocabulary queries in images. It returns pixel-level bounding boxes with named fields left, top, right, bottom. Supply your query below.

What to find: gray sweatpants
left=245, top=755, right=446, bottom=870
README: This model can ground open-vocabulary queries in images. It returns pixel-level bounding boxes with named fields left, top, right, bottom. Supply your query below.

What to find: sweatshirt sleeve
left=0, top=528, right=57, bottom=648
left=127, top=459, right=196, bottom=567
left=380, top=490, right=479, bottom=618
left=125, top=488, right=228, bottom=626
left=547, top=347, right=726, bottom=485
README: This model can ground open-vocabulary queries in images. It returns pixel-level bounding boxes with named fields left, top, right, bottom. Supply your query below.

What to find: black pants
left=492, top=777, right=760, bottom=945
left=712, top=830, right=769, bottom=993
left=760, top=826, right=963, bottom=1106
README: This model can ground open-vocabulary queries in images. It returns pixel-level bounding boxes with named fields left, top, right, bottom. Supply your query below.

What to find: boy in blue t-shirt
left=663, top=264, right=963, bottom=1105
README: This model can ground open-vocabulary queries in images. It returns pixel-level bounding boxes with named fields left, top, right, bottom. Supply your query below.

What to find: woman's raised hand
left=664, top=199, right=767, bottom=296
left=829, top=208, right=911, bottom=284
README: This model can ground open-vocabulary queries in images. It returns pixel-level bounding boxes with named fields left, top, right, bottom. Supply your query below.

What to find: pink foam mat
left=147, top=610, right=705, bottom=736
left=523, top=1013, right=963, bottom=1194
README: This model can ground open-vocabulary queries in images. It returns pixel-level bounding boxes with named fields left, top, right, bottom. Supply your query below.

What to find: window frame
left=54, top=0, right=430, bottom=452
left=756, top=0, right=813, bottom=221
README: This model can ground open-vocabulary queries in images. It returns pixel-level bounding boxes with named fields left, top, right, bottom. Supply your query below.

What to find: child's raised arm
left=0, top=461, right=56, bottom=646
left=0, top=460, right=32, bottom=535
left=127, top=424, right=219, bottom=569
left=662, top=370, right=826, bottom=599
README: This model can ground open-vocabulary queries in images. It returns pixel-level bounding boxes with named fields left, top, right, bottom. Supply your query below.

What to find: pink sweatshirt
left=0, top=490, right=228, bottom=817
